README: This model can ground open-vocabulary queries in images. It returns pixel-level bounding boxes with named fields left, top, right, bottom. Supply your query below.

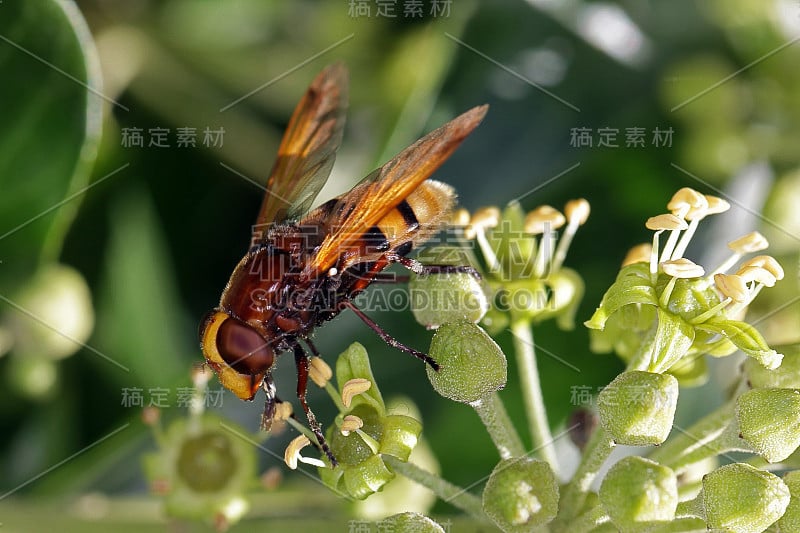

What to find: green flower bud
left=598, top=371, right=679, bottom=446
left=736, top=388, right=800, bottom=463
left=7, top=355, right=57, bottom=399
left=702, top=463, right=790, bottom=533
left=409, top=270, right=488, bottom=329
left=177, top=432, right=239, bottom=492
left=778, top=470, right=800, bottom=533
left=427, top=320, right=507, bottom=403
left=744, top=348, right=800, bottom=389
left=599, top=456, right=678, bottom=528
left=482, top=457, right=559, bottom=531
left=8, top=264, right=94, bottom=360
left=378, top=512, right=445, bottom=533
left=142, top=414, right=255, bottom=526
left=321, top=346, right=423, bottom=500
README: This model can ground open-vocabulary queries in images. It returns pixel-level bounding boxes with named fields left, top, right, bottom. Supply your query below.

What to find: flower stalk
left=511, top=319, right=559, bottom=474
left=554, top=426, right=616, bottom=526
left=470, top=392, right=525, bottom=460
left=382, top=455, right=486, bottom=521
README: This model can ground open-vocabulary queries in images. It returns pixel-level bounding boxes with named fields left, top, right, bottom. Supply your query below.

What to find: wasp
left=199, top=64, right=487, bottom=465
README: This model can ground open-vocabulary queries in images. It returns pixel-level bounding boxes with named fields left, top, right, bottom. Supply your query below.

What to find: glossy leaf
left=0, top=0, right=104, bottom=289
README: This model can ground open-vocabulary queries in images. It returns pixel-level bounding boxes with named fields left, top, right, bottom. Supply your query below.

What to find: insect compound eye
left=215, top=317, right=275, bottom=375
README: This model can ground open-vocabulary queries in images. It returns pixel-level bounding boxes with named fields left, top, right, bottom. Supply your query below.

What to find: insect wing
left=255, top=63, right=349, bottom=226
left=303, top=104, right=488, bottom=279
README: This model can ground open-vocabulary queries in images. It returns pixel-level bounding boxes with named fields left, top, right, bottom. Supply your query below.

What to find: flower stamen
left=646, top=214, right=688, bottom=276
left=284, top=435, right=326, bottom=470
left=274, top=401, right=293, bottom=422
left=339, top=414, right=364, bottom=436
left=308, top=356, right=333, bottom=388
left=451, top=207, right=471, bottom=228
left=659, top=258, right=704, bottom=307
left=622, top=243, right=652, bottom=267
left=469, top=207, right=502, bottom=274
left=739, top=255, right=784, bottom=281
left=671, top=194, right=729, bottom=260
left=710, top=231, right=769, bottom=277
left=714, top=273, right=749, bottom=303
left=341, top=378, right=372, bottom=408
left=525, top=206, right=566, bottom=277
left=551, top=198, right=590, bottom=273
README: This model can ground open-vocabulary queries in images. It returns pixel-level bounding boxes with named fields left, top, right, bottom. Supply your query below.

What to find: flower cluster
left=566, top=187, right=796, bottom=532
left=139, top=188, right=798, bottom=532
left=288, top=343, right=424, bottom=501
left=452, top=200, right=589, bottom=333
left=587, top=187, right=784, bottom=383
left=142, top=367, right=256, bottom=531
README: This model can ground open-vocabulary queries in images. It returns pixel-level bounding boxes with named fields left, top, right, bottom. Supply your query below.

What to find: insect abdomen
left=372, top=179, right=456, bottom=253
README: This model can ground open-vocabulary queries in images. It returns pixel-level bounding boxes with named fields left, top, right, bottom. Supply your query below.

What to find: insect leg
left=260, top=374, right=277, bottom=430
left=341, top=300, right=440, bottom=371
left=368, top=272, right=410, bottom=284
left=387, top=253, right=481, bottom=280
left=304, top=338, right=323, bottom=358
left=292, top=342, right=337, bottom=466
left=260, top=373, right=291, bottom=431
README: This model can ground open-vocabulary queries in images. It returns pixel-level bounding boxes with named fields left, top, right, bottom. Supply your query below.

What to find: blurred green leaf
left=0, top=0, right=103, bottom=288
left=93, top=187, right=193, bottom=386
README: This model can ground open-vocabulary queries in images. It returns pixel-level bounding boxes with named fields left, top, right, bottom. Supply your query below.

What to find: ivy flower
left=308, top=343, right=422, bottom=500
left=586, top=187, right=784, bottom=379
left=142, top=413, right=256, bottom=530
left=448, top=200, right=588, bottom=334
left=142, top=368, right=257, bottom=531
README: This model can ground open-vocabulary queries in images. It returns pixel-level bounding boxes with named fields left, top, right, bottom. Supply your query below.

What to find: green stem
left=554, top=426, right=615, bottom=527
left=383, top=455, right=487, bottom=521
left=471, top=392, right=526, bottom=459
left=510, top=319, right=560, bottom=475
left=570, top=505, right=610, bottom=533
left=675, top=493, right=704, bottom=519
left=287, top=418, right=319, bottom=446
left=647, top=400, right=737, bottom=472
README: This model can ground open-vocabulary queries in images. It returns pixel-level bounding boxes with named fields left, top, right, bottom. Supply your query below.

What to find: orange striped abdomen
left=372, top=179, right=455, bottom=253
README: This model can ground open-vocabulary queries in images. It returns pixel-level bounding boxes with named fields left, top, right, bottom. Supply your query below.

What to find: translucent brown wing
left=255, top=63, right=348, bottom=226
left=303, top=104, right=488, bottom=279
